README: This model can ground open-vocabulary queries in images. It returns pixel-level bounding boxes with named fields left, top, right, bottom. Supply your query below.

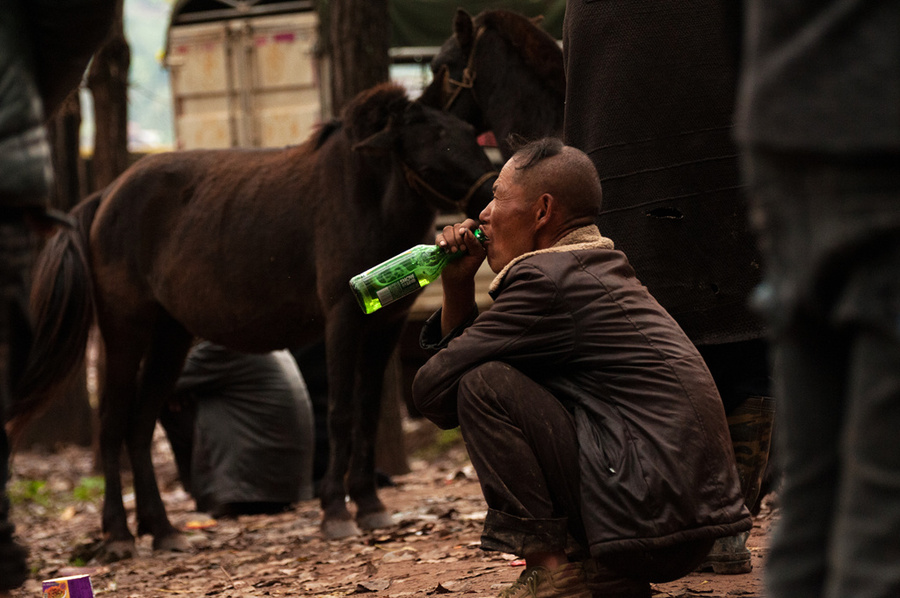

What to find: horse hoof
left=153, top=533, right=192, bottom=552
left=102, top=539, right=137, bottom=562
left=322, top=518, right=362, bottom=539
left=357, top=510, right=394, bottom=531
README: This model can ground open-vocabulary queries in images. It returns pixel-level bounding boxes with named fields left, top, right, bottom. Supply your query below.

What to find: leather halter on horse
left=416, top=25, right=497, bottom=213
left=440, top=25, right=487, bottom=112
left=402, top=162, right=496, bottom=215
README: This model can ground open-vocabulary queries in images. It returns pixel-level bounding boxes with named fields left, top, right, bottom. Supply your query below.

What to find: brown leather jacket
left=413, top=226, right=751, bottom=557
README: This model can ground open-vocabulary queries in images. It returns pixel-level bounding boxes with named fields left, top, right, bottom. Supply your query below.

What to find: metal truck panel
left=167, top=11, right=321, bottom=149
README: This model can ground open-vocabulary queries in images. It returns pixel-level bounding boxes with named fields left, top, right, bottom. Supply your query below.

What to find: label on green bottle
left=377, top=273, right=421, bottom=306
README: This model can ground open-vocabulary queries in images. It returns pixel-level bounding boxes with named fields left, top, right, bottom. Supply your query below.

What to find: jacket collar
left=489, top=225, right=615, bottom=295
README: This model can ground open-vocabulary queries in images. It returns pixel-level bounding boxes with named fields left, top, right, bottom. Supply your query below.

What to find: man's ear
left=535, top=193, right=553, bottom=224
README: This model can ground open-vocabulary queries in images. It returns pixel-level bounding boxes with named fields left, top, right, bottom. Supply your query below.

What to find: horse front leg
left=128, top=318, right=192, bottom=551
left=348, top=321, right=405, bottom=531
left=320, top=301, right=387, bottom=539
left=318, top=309, right=360, bottom=538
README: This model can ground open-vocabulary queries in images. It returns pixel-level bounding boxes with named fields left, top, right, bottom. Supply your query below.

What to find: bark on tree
left=325, top=0, right=408, bottom=474
left=87, top=0, right=130, bottom=191
left=327, top=0, right=390, bottom=114
left=48, top=92, right=85, bottom=211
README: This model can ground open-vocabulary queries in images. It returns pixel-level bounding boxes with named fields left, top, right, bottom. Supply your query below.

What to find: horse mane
left=475, top=10, right=565, bottom=98
left=308, top=83, right=411, bottom=150
left=340, top=82, right=411, bottom=143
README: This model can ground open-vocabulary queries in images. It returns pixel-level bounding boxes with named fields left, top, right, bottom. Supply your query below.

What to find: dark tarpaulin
left=563, top=1, right=765, bottom=346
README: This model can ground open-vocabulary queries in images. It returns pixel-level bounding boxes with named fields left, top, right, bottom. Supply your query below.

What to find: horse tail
left=7, top=193, right=101, bottom=436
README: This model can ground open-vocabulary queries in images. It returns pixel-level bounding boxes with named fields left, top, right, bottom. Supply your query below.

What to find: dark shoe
left=697, top=531, right=752, bottom=575
left=499, top=562, right=591, bottom=598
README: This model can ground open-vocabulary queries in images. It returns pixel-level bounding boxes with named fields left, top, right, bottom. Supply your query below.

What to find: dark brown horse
left=12, top=83, right=496, bottom=557
left=419, top=8, right=565, bottom=159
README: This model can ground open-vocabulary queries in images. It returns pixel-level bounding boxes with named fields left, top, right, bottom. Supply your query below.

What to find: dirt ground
left=6, top=423, right=775, bottom=598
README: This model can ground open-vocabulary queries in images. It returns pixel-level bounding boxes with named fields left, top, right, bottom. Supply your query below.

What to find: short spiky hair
left=511, top=137, right=565, bottom=171
left=508, top=137, right=603, bottom=215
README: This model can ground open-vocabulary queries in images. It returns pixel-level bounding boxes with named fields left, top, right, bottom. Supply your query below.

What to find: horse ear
left=417, top=68, right=446, bottom=109
left=530, top=15, right=545, bottom=27
left=453, top=9, right=475, bottom=51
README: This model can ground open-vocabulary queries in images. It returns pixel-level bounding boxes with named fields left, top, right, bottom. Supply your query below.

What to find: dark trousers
left=745, top=151, right=900, bottom=598
left=457, top=361, right=712, bottom=583
left=458, top=361, right=585, bottom=557
left=0, top=219, right=33, bottom=591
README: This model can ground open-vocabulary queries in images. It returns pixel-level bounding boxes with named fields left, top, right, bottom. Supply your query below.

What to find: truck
left=164, top=0, right=564, bottom=150
left=165, top=0, right=324, bottom=150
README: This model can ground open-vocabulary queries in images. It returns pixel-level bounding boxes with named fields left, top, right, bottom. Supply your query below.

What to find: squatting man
left=412, top=138, right=750, bottom=598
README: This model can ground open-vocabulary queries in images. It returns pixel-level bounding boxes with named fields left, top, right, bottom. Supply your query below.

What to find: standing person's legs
left=1, top=430, right=29, bottom=595
left=744, top=151, right=842, bottom=598
left=747, top=151, right=900, bottom=598
left=827, top=239, right=900, bottom=598
left=0, top=220, right=35, bottom=595
left=764, top=314, right=844, bottom=598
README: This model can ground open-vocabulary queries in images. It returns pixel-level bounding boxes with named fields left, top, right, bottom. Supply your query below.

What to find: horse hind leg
left=97, top=331, right=146, bottom=560
left=127, top=314, right=193, bottom=552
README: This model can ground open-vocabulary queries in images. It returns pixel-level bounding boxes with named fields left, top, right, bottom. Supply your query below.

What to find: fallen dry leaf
left=381, top=547, right=418, bottom=563
left=354, top=579, right=391, bottom=593
left=6, top=432, right=772, bottom=598
left=433, top=580, right=471, bottom=593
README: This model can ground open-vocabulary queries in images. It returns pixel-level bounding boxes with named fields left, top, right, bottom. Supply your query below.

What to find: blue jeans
left=744, top=150, right=900, bottom=598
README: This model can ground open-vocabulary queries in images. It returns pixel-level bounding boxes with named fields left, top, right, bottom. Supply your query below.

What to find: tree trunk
left=48, top=92, right=84, bottom=211
left=325, top=0, right=408, bottom=475
left=83, top=0, right=128, bottom=470
left=327, top=0, right=390, bottom=114
left=87, top=0, right=130, bottom=191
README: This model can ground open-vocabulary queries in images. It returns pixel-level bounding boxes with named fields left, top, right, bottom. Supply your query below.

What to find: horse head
left=420, top=9, right=565, bottom=159
left=348, top=83, right=496, bottom=219
left=419, top=9, right=485, bottom=131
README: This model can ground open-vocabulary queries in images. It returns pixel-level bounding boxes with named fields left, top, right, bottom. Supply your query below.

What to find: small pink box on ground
left=42, top=574, right=94, bottom=598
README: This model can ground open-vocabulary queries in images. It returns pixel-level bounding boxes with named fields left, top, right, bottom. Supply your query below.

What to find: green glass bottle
left=350, top=228, right=485, bottom=314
